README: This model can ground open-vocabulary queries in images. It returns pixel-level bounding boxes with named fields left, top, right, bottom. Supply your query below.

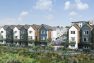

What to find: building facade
left=69, top=24, right=80, bottom=49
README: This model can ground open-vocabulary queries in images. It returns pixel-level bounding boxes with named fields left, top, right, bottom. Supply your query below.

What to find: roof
left=24, top=25, right=30, bottom=29
left=3, top=25, right=10, bottom=30
left=31, top=24, right=40, bottom=30
left=10, top=25, right=16, bottom=29
left=70, top=24, right=80, bottom=31
left=38, top=24, right=52, bottom=31
left=73, top=24, right=80, bottom=30
left=15, top=25, right=23, bottom=29
left=82, top=23, right=93, bottom=30
left=2, top=25, right=15, bottom=30
left=51, top=26, right=56, bottom=30
left=71, top=21, right=89, bottom=23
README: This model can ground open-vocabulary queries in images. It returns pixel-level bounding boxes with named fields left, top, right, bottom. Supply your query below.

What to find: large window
left=71, top=44, right=75, bottom=47
left=84, top=30, right=89, bottom=35
left=71, top=31, right=75, bottom=34
left=83, top=37, right=88, bottom=42
left=41, top=36, right=46, bottom=40
left=14, top=31, right=17, bottom=33
left=1, top=31, right=3, bottom=33
left=15, top=36, right=18, bottom=39
left=41, top=30, right=46, bottom=34
left=71, top=37, right=75, bottom=41
left=29, top=31, right=32, bottom=34
left=28, top=36, right=32, bottom=40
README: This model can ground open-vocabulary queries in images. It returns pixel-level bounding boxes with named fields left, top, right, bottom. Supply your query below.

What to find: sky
left=0, top=0, right=93, bottom=26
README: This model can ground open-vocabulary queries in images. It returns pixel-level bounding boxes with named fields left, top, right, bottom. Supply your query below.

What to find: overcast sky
left=0, top=0, right=93, bottom=26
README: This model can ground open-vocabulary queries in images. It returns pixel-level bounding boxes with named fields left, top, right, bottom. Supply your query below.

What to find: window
left=41, top=30, right=46, bottom=34
left=29, top=31, right=32, bottom=33
left=71, top=44, right=75, bottom=47
left=71, top=37, right=75, bottom=41
left=84, top=38, right=86, bottom=42
left=28, top=36, right=32, bottom=40
left=14, top=31, right=17, bottom=33
left=71, top=31, right=75, bottom=34
left=83, top=37, right=88, bottom=42
left=21, top=31, right=25, bottom=34
left=15, top=36, right=18, bottom=39
left=1, top=31, right=3, bottom=33
left=21, top=36, right=23, bottom=39
left=41, top=37, right=46, bottom=40
left=0, top=36, right=3, bottom=42
left=84, top=30, right=89, bottom=35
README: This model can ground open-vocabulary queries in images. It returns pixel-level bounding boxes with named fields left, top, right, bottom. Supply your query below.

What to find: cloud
left=34, top=0, right=53, bottom=11
left=76, top=0, right=89, bottom=10
left=69, top=11, right=78, bottom=16
left=45, top=14, right=54, bottom=20
left=18, top=11, right=29, bottom=21
left=0, top=18, right=18, bottom=25
left=64, top=1, right=71, bottom=10
left=64, top=0, right=89, bottom=10
left=0, top=11, right=30, bottom=25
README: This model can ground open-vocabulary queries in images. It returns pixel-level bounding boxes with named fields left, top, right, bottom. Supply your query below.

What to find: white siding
left=56, top=27, right=63, bottom=38
left=0, top=28, right=6, bottom=44
left=69, top=26, right=79, bottom=49
left=51, top=30, right=57, bottom=41
left=28, top=26, right=35, bottom=40
left=13, top=27, right=20, bottom=39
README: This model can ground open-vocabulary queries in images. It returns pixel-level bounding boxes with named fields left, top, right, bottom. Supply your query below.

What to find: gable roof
left=24, top=25, right=30, bottom=29
left=10, top=25, right=16, bottom=29
left=3, top=25, right=10, bottom=30
left=73, top=24, right=80, bottom=30
left=31, top=24, right=40, bottom=31
left=82, top=23, right=93, bottom=30
left=69, top=24, right=80, bottom=31
left=15, top=25, right=23, bottom=29
left=38, top=24, right=52, bottom=31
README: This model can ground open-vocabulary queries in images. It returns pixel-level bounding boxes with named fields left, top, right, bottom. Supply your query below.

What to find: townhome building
left=69, top=24, right=80, bottom=49
left=92, top=25, right=94, bottom=49
left=71, top=21, right=89, bottom=28
left=0, top=26, right=6, bottom=44
left=19, top=25, right=28, bottom=46
left=31, top=24, right=40, bottom=42
left=13, top=25, right=22, bottom=45
left=51, top=27, right=57, bottom=41
left=79, top=23, right=93, bottom=49
left=56, top=26, right=63, bottom=38
left=28, top=25, right=35, bottom=41
left=38, top=24, right=52, bottom=42
left=51, top=26, right=63, bottom=41
left=5, top=25, right=13, bottom=44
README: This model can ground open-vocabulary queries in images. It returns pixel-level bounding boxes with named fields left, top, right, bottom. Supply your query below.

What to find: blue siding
left=39, top=26, right=48, bottom=41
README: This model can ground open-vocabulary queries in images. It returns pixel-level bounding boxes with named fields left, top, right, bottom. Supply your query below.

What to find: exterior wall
left=35, top=30, right=39, bottom=41
left=0, top=28, right=6, bottom=44
left=92, top=29, right=94, bottom=49
left=39, top=26, right=47, bottom=41
left=13, top=27, right=20, bottom=40
left=69, top=26, right=79, bottom=49
left=81, top=26, right=91, bottom=43
left=13, top=27, right=20, bottom=45
left=28, top=26, right=35, bottom=40
left=51, top=30, right=57, bottom=41
left=80, top=25, right=92, bottom=49
left=6, top=27, right=13, bottom=44
left=48, top=30, right=52, bottom=41
left=20, top=27, right=28, bottom=46
left=56, top=27, right=63, bottom=38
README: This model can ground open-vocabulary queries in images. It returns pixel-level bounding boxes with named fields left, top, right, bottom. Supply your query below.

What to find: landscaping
left=0, top=46, right=94, bottom=63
